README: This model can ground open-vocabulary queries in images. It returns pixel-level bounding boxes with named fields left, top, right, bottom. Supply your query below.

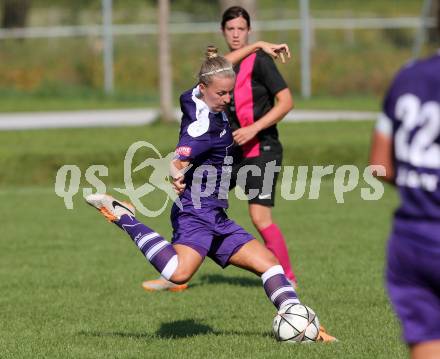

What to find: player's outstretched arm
left=224, top=41, right=290, bottom=65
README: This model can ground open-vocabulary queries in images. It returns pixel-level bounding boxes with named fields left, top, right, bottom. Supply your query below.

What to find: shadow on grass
left=79, top=330, right=152, bottom=339
left=79, top=319, right=271, bottom=340
left=197, top=274, right=261, bottom=287
left=156, top=319, right=213, bottom=338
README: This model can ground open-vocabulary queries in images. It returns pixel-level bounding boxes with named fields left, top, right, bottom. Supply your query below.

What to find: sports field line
left=0, top=108, right=378, bottom=130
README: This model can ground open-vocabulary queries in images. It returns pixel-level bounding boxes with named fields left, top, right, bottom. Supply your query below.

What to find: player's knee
left=257, top=249, right=280, bottom=275
left=266, top=253, right=279, bottom=268
left=250, top=212, right=272, bottom=230
left=169, top=268, right=192, bottom=284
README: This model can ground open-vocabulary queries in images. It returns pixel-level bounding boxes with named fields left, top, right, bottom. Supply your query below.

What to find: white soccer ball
left=272, top=304, right=320, bottom=343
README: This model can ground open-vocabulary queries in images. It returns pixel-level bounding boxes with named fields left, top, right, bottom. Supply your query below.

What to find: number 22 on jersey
left=395, top=93, right=440, bottom=169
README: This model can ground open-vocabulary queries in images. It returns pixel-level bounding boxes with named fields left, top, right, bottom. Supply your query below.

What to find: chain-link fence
left=0, top=0, right=438, bottom=105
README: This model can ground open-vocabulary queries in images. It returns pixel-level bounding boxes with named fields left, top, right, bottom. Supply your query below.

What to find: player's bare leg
left=169, top=245, right=203, bottom=283
left=141, top=245, right=201, bottom=291
left=142, top=245, right=202, bottom=291
left=228, top=238, right=278, bottom=275
left=411, top=340, right=440, bottom=359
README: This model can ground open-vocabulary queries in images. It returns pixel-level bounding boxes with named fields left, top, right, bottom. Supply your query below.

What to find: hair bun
left=205, top=45, right=218, bottom=60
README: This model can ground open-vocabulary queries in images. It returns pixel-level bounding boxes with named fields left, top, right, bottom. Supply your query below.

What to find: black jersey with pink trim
left=226, top=50, right=288, bottom=158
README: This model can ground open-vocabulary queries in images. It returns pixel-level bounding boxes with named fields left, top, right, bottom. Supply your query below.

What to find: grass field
left=0, top=92, right=381, bottom=113
left=0, top=121, right=408, bottom=358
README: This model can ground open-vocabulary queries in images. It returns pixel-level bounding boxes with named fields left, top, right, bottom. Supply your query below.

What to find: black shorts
left=229, top=147, right=282, bottom=207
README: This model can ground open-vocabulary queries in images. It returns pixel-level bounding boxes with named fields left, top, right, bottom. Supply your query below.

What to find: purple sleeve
left=175, top=91, right=211, bottom=161
left=381, top=66, right=409, bottom=123
left=382, top=83, right=396, bottom=122
left=175, top=126, right=210, bottom=161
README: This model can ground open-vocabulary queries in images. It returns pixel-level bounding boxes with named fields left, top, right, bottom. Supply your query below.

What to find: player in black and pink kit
left=370, top=49, right=440, bottom=358
left=221, top=6, right=297, bottom=286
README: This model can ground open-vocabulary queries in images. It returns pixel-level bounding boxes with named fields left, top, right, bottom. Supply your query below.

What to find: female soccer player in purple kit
left=86, top=46, right=304, bottom=320
left=143, top=7, right=298, bottom=293
left=370, top=49, right=440, bottom=358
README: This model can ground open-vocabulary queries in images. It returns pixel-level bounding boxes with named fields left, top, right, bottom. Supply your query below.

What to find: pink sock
left=259, top=223, right=297, bottom=283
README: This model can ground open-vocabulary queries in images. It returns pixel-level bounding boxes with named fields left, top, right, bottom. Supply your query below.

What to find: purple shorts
left=170, top=204, right=254, bottom=268
left=386, top=232, right=440, bottom=345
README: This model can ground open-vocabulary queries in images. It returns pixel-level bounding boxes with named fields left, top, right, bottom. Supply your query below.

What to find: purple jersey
left=377, top=51, right=440, bottom=246
left=175, top=86, right=234, bottom=209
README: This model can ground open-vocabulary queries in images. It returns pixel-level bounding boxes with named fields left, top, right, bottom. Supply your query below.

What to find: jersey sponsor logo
left=220, top=129, right=226, bottom=137
left=175, top=146, right=192, bottom=157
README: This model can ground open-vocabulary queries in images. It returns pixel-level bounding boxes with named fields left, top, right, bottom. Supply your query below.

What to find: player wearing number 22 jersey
left=373, top=51, right=440, bottom=350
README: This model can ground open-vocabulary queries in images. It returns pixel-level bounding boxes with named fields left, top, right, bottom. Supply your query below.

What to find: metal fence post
left=158, top=0, right=173, bottom=122
left=102, top=0, right=114, bottom=94
left=412, top=0, right=433, bottom=59
left=299, top=0, right=311, bottom=98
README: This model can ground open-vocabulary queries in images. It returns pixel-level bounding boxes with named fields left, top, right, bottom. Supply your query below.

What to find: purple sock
left=262, top=265, right=299, bottom=310
left=116, top=214, right=178, bottom=280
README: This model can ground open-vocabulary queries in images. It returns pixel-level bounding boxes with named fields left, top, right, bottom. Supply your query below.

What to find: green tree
left=159, top=0, right=173, bottom=123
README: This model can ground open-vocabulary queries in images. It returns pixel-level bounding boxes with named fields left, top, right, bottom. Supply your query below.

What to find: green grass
left=0, top=91, right=380, bottom=113
left=0, top=89, right=157, bottom=112
left=296, top=95, right=380, bottom=111
left=0, top=120, right=376, bottom=186
left=0, top=121, right=408, bottom=358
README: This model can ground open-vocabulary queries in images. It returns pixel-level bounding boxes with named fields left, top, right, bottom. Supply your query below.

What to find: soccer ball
left=272, top=304, right=320, bottom=343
